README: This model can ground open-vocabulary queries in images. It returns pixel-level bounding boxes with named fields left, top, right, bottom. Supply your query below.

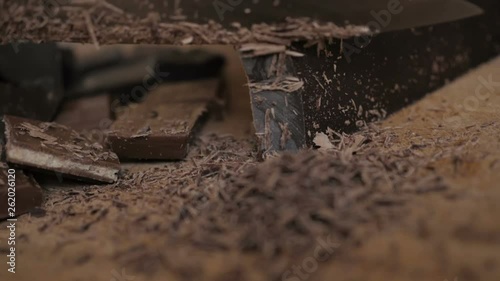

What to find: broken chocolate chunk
left=0, top=163, right=43, bottom=220
left=108, top=79, right=220, bottom=160
left=3, top=115, right=120, bottom=183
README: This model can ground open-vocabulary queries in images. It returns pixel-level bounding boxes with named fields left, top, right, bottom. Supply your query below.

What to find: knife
left=170, top=0, right=482, bottom=32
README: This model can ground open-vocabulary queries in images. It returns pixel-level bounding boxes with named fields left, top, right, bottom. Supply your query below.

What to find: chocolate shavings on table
left=0, top=1, right=371, bottom=52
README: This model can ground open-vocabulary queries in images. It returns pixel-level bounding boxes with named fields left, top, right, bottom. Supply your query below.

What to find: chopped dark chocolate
left=108, top=79, right=220, bottom=160
left=0, top=163, right=43, bottom=220
left=3, top=115, right=120, bottom=183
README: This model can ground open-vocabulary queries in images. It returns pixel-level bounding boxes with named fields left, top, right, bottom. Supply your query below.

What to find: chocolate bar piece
left=108, top=79, right=220, bottom=160
left=0, top=163, right=43, bottom=220
left=3, top=115, right=120, bottom=183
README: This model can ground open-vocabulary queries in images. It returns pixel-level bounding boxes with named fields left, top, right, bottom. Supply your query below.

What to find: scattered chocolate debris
left=168, top=126, right=448, bottom=262
left=3, top=115, right=120, bottom=183
left=0, top=2, right=370, bottom=51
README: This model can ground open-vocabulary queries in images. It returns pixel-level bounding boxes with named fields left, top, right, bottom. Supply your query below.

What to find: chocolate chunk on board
left=3, top=115, right=120, bottom=183
left=0, top=163, right=43, bottom=220
left=108, top=79, right=220, bottom=160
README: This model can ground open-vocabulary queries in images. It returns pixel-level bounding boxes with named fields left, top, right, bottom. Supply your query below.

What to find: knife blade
left=163, top=0, right=482, bottom=32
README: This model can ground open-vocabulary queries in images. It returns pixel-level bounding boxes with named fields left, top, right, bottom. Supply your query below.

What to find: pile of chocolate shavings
left=1, top=1, right=370, bottom=50
left=112, top=123, right=484, bottom=280
left=107, top=134, right=258, bottom=228
left=26, top=120, right=487, bottom=280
